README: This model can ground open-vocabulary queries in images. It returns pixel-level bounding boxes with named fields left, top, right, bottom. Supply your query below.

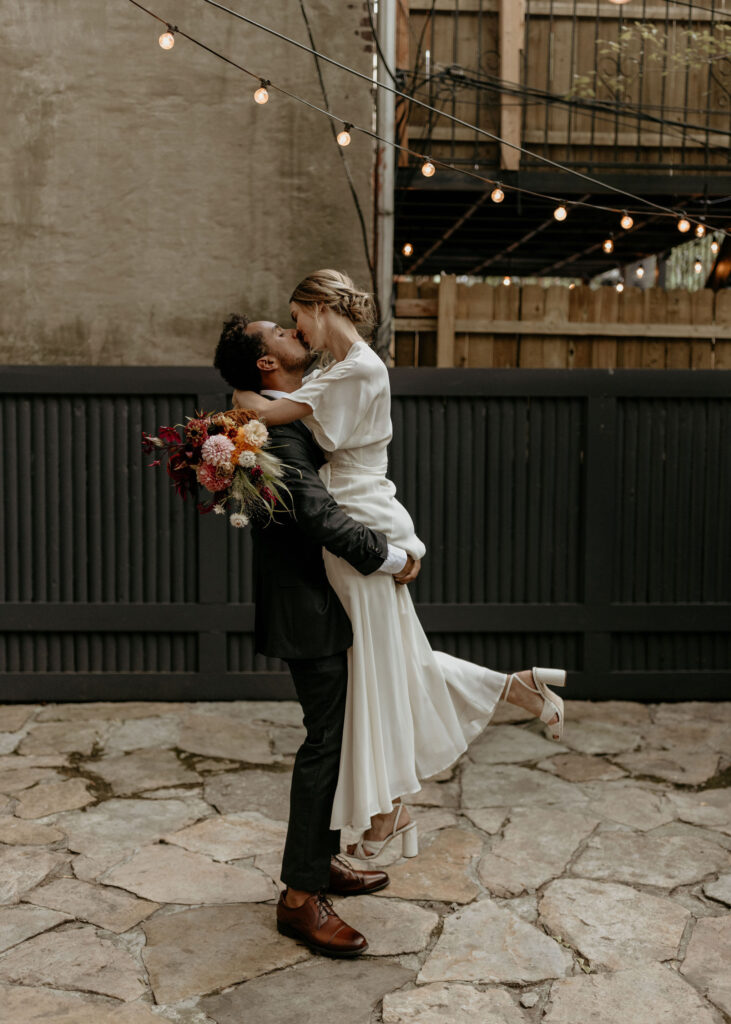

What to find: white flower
left=242, top=420, right=269, bottom=447
left=238, top=450, right=257, bottom=468
left=213, top=503, right=226, bottom=515
left=201, top=434, right=235, bottom=466
left=229, top=512, right=250, bottom=528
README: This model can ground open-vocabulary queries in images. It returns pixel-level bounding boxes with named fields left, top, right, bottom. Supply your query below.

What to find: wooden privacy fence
left=1, top=367, right=729, bottom=703
left=395, top=278, right=731, bottom=370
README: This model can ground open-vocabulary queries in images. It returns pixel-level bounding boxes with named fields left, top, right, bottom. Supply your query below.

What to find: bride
left=237, top=269, right=567, bottom=860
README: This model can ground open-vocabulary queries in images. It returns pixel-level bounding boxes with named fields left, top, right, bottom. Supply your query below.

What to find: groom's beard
left=279, top=349, right=319, bottom=374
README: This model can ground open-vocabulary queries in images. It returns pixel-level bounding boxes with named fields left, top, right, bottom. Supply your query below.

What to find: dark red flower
left=141, top=431, right=157, bottom=453
left=158, top=425, right=182, bottom=445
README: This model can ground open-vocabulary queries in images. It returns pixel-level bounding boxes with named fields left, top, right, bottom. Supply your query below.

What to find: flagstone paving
left=0, top=698, right=727, bottom=1023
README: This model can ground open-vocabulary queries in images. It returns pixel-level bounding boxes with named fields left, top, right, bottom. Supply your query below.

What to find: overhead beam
left=498, top=0, right=525, bottom=172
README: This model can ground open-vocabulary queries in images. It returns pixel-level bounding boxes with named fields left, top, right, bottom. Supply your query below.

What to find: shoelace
left=315, top=890, right=338, bottom=925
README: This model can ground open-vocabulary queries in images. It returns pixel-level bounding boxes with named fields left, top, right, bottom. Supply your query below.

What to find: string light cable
left=192, top=0, right=731, bottom=229
left=125, top=0, right=728, bottom=237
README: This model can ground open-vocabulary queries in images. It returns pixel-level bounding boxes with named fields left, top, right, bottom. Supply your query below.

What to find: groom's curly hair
left=213, top=314, right=268, bottom=392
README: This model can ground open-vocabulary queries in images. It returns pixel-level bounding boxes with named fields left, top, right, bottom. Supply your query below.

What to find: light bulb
left=421, top=160, right=436, bottom=178
left=401, top=242, right=414, bottom=257
left=554, top=205, right=568, bottom=222
left=620, top=213, right=634, bottom=230
left=254, top=84, right=269, bottom=105
left=491, top=186, right=505, bottom=203
left=502, top=275, right=511, bottom=286
left=695, top=223, right=706, bottom=238
left=603, top=239, right=614, bottom=254
left=677, top=218, right=691, bottom=233
left=636, top=266, right=645, bottom=279
left=608, top=0, right=631, bottom=4
left=337, top=125, right=352, bottom=147
left=711, top=240, right=720, bottom=255
left=569, top=282, right=576, bottom=290
left=158, top=31, right=175, bottom=50
left=616, top=282, right=625, bottom=293
left=694, top=259, right=703, bottom=274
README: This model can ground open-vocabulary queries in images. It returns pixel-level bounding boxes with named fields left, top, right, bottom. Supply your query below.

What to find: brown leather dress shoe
left=328, top=854, right=390, bottom=895
left=276, top=890, right=368, bottom=958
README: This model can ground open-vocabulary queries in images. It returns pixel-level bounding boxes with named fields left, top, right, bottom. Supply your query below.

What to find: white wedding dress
left=289, top=340, right=508, bottom=831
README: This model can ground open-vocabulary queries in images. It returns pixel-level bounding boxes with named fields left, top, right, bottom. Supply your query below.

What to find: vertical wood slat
left=498, top=0, right=525, bottom=171
left=437, top=274, right=457, bottom=367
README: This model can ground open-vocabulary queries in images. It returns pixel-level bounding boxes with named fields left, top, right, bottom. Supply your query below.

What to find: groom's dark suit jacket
left=251, top=419, right=388, bottom=660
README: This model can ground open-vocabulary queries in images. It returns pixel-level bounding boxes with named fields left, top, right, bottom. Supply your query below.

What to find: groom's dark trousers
left=250, top=418, right=388, bottom=892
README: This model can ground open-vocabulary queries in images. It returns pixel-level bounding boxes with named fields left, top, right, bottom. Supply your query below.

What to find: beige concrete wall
left=1, top=1, right=375, bottom=365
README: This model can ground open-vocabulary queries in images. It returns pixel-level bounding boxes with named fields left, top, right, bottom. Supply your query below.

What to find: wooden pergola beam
left=499, top=0, right=525, bottom=171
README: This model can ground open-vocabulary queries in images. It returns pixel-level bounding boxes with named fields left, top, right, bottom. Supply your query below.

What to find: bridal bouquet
left=141, top=409, right=291, bottom=527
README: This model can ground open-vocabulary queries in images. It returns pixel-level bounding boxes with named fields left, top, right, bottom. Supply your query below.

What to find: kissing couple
left=213, top=268, right=567, bottom=958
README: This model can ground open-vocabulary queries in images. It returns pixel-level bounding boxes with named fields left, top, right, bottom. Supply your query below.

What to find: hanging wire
left=125, top=0, right=728, bottom=235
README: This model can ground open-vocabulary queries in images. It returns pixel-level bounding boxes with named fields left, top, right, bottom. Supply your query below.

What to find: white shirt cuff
left=380, top=544, right=408, bottom=574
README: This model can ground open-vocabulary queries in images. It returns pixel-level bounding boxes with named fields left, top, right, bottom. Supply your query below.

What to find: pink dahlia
left=196, top=461, right=232, bottom=492
left=201, top=434, right=235, bottom=466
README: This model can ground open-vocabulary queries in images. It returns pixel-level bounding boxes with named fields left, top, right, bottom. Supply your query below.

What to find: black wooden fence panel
left=1, top=367, right=729, bottom=701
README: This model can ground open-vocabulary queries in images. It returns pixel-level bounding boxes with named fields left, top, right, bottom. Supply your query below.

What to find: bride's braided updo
left=289, top=270, right=376, bottom=337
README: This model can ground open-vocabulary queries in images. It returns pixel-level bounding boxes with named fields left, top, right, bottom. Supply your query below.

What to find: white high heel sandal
left=503, top=666, right=567, bottom=740
left=349, top=802, right=419, bottom=861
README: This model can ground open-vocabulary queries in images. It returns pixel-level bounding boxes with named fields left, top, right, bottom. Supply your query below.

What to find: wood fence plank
left=690, top=290, right=714, bottom=369
left=568, top=285, right=593, bottom=368
left=593, top=289, right=618, bottom=368
left=520, top=284, right=546, bottom=368
left=465, top=284, right=495, bottom=367
left=493, top=284, right=520, bottom=366
left=543, top=286, right=571, bottom=367
left=714, top=290, right=731, bottom=370
left=620, top=287, right=645, bottom=368
left=437, top=275, right=457, bottom=367
left=666, top=291, right=692, bottom=369
left=644, top=289, right=668, bottom=369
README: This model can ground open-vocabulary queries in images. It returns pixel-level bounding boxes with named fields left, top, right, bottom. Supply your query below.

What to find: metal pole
left=375, top=0, right=396, bottom=361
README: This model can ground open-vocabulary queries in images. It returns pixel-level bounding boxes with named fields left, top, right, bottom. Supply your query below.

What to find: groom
left=214, top=314, right=419, bottom=958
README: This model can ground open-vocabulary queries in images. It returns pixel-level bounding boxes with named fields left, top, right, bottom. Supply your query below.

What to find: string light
left=694, top=258, right=704, bottom=274
left=254, top=80, right=270, bottom=104
left=711, top=240, right=720, bottom=255
left=620, top=213, right=634, bottom=230
left=502, top=275, right=512, bottom=286
left=602, top=239, right=614, bottom=254
left=336, top=123, right=352, bottom=147
left=569, top=282, right=576, bottom=290
left=491, top=185, right=505, bottom=203
left=401, top=242, right=414, bottom=257
left=677, top=217, right=691, bottom=233
left=421, top=160, right=436, bottom=178
left=636, top=266, right=645, bottom=279
left=158, top=27, right=176, bottom=49
left=616, top=282, right=625, bottom=293
left=695, top=223, right=706, bottom=238
left=608, top=0, right=632, bottom=5
left=553, top=205, right=568, bottom=222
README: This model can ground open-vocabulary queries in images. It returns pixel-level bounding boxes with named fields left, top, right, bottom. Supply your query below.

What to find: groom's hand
left=394, top=556, right=421, bottom=585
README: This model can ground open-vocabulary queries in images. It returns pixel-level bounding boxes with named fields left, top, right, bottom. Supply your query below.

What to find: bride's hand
left=233, top=390, right=269, bottom=414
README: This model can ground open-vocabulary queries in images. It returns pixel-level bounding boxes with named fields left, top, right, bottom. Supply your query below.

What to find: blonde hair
left=290, top=270, right=376, bottom=337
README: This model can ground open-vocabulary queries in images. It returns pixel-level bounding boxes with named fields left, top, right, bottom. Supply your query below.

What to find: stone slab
left=570, top=831, right=731, bottom=888
left=411, top=780, right=460, bottom=807
left=104, top=843, right=277, bottom=903
left=667, top=789, right=731, bottom=831
left=418, top=897, right=573, bottom=984
left=462, top=763, right=588, bottom=810
left=0, top=707, right=38, bottom=732
left=162, top=810, right=288, bottom=861
left=539, top=878, right=689, bottom=969
left=653, top=702, right=731, bottom=724
left=563, top=700, right=652, bottom=725
left=35, top=701, right=190, bottom=721
left=0, top=817, right=65, bottom=845
left=0, top=924, right=146, bottom=1001
left=460, top=807, right=510, bottom=833
left=680, top=914, right=731, bottom=1015
left=270, top=725, right=307, bottom=757
left=104, top=715, right=182, bottom=752
left=0, top=846, right=68, bottom=904
left=0, top=766, right=64, bottom=792
left=703, top=872, right=731, bottom=905
left=329, top=895, right=438, bottom=955
left=0, top=904, right=71, bottom=953
left=478, top=807, right=598, bottom=896
left=177, top=713, right=279, bottom=764
left=15, top=778, right=95, bottom=818
left=383, top=983, right=529, bottom=1024
left=141, top=902, right=311, bottom=1002
left=204, top=769, right=293, bottom=819
left=55, top=796, right=212, bottom=877
left=578, top=781, right=676, bottom=831
left=560, top=720, right=642, bottom=755
left=26, top=877, right=159, bottom=933
left=411, top=807, right=460, bottom=834
left=468, top=725, right=568, bottom=764
left=199, top=958, right=413, bottom=1024
left=537, top=753, right=627, bottom=782
left=89, top=749, right=200, bottom=795
left=375, top=828, right=483, bottom=903
left=0, top=984, right=163, bottom=1024
left=197, top=700, right=304, bottom=728
left=543, top=963, right=720, bottom=1024
left=614, top=748, right=720, bottom=786
left=0, top=754, right=70, bottom=770
left=18, top=721, right=107, bottom=756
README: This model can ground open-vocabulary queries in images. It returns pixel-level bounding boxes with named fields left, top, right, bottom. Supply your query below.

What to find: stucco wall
left=2, top=1, right=375, bottom=365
